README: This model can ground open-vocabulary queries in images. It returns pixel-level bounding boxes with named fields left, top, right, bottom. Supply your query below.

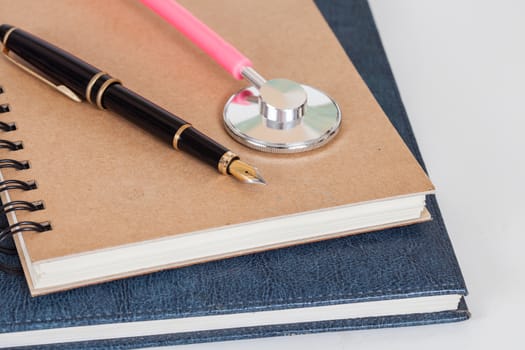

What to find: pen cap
left=0, top=24, right=13, bottom=42
left=1, top=25, right=101, bottom=99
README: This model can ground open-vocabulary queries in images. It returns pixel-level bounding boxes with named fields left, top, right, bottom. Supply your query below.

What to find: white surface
left=29, top=195, right=425, bottom=292
left=141, top=1, right=525, bottom=349
left=0, top=295, right=460, bottom=348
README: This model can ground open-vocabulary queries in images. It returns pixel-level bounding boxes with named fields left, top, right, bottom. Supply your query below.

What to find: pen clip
left=1, top=30, right=82, bottom=103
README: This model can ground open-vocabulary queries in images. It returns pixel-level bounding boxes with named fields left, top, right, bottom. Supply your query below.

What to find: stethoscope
left=142, top=0, right=341, bottom=154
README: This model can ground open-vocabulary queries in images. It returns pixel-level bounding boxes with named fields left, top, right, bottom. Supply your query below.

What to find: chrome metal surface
left=259, top=78, right=307, bottom=129
left=241, top=67, right=267, bottom=89
left=241, top=67, right=308, bottom=130
left=223, top=85, right=341, bottom=153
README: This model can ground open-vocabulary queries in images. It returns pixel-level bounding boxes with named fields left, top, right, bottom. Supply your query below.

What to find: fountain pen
left=0, top=24, right=265, bottom=185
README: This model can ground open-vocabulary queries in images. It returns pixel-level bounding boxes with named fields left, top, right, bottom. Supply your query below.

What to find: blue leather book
left=0, top=0, right=468, bottom=348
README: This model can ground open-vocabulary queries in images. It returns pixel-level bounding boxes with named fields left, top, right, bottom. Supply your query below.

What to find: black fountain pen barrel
left=102, top=84, right=229, bottom=167
left=1, top=24, right=100, bottom=98
left=102, top=84, right=184, bottom=144
left=177, top=128, right=230, bottom=168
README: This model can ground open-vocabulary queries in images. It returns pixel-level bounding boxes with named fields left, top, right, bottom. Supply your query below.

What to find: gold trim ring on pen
left=172, top=124, right=192, bottom=150
left=2, top=27, right=17, bottom=47
left=85, top=71, right=108, bottom=105
left=218, top=151, right=238, bottom=175
left=95, top=78, right=122, bottom=110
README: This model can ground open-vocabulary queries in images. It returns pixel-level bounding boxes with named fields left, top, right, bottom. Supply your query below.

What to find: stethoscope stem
left=241, top=67, right=267, bottom=90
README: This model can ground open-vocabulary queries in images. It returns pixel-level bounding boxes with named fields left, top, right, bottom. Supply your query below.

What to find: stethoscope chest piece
left=223, top=77, right=341, bottom=153
left=140, top=1, right=342, bottom=153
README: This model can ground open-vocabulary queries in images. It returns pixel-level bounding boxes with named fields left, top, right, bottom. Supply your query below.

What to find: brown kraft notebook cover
left=0, top=0, right=434, bottom=295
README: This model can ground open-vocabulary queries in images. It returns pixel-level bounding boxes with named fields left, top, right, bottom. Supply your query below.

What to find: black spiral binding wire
left=0, top=121, right=16, bottom=132
left=0, top=86, right=52, bottom=275
left=0, top=179, right=38, bottom=192
left=0, top=200, right=45, bottom=214
left=0, top=139, right=23, bottom=150
left=0, top=221, right=52, bottom=243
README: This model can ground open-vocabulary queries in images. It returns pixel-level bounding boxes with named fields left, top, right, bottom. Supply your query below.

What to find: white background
left=148, top=1, right=525, bottom=349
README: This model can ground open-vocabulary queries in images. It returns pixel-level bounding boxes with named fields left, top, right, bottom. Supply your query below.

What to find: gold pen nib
left=228, top=159, right=267, bottom=185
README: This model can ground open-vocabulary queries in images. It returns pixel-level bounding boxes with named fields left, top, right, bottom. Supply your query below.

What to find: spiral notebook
left=0, top=0, right=433, bottom=296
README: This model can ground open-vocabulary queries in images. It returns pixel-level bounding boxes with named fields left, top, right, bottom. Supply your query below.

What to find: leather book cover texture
left=0, top=0, right=469, bottom=348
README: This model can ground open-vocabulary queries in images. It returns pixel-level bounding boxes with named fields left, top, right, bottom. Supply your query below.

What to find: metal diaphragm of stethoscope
left=142, top=0, right=341, bottom=153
